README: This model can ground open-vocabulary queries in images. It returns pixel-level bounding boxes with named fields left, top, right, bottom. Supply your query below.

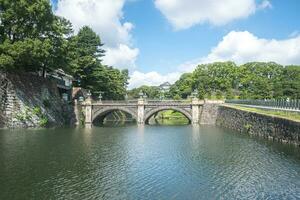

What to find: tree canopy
left=128, top=85, right=161, bottom=99
left=0, top=0, right=129, bottom=100
left=68, top=26, right=128, bottom=99
left=0, top=0, right=72, bottom=73
left=167, top=62, right=300, bottom=100
left=1, top=1, right=300, bottom=101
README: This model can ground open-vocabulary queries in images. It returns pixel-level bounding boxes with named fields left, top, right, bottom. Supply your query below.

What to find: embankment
left=216, top=105, right=300, bottom=146
left=0, top=72, right=75, bottom=128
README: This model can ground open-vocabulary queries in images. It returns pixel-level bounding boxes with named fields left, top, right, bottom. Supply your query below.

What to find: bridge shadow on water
left=146, top=109, right=190, bottom=126
left=93, top=110, right=136, bottom=127
left=93, top=109, right=190, bottom=127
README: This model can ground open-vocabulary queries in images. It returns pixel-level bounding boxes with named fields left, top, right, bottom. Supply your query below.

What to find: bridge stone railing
left=81, top=98, right=223, bottom=126
left=146, top=100, right=192, bottom=105
left=91, top=99, right=203, bottom=106
left=93, top=100, right=138, bottom=105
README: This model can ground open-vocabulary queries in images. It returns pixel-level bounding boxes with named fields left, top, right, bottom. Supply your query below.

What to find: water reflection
left=93, top=110, right=136, bottom=127
left=0, top=126, right=299, bottom=199
left=192, top=124, right=201, bottom=145
left=136, top=124, right=145, bottom=143
left=82, top=127, right=93, bottom=146
left=148, top=110, right=190, bottom=126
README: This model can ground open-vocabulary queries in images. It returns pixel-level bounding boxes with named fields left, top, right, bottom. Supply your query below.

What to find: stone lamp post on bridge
left=138, top=90, right=144, bottom=99
left=98, top=91, right=104, bottom=104
left=191, top=89, right=198, bottom=99
left=84, top=90, right=93, bottom=127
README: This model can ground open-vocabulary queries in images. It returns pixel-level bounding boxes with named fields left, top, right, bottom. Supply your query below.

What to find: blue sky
left=52, top=0, right=300, bottom=88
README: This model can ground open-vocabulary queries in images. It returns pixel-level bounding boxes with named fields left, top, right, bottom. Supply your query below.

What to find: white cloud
left=200, top=31, right=300, bottom=65
left=168, top=31, right=300, bottom=87
left=177, top=58, right=202, bottom=73
left=258, top=0, right=272, bottom=9
left=130, top=30, right=300, bottom=88
left=155, top=0, right=271, bottom=30
left=55, top=0, right=138, bottom=69
left=103, top=44, right=139, bottom=69
left=128, top=71, right=181, bottom=89
left=289, top=30, right=300, bottom=38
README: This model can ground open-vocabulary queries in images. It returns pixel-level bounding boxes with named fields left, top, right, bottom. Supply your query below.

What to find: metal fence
left=225, top=99, right=300, bottom=111
left=147, top=100, right=191, bottom=104
left=97, top=99, right=191, bottom=104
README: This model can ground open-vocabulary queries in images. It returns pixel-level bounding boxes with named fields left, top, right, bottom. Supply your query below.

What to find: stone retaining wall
left=0, top=72, right=75, bottom=128
left=200, top=103, right=220, bottom=125
left=216, top=105, right=300, bottom=146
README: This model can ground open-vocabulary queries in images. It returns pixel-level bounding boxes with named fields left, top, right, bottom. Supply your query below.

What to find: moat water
left=0, top=125, right=300, bottom=199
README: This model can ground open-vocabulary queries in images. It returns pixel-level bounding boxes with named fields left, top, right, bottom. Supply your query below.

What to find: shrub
left=173, top=94, right=181, bottom=100
left=39, top=117, right=48, bottom=127
left=216, top=90, right=223, bottom=100
left=32, top=107, right=42, bottom=116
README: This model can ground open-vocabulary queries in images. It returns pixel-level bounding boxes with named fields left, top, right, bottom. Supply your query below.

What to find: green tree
left=130, top=61, right=300, bottom=101
left=69, top=26, right=105, bottom=88
left=0, top=0, right=72, bottom=73
left=128, top=85, right=161, bottom=99
left=192, top=62, right=238, bottom=99
left=280, top=65, right=300, bottom=99
left=67, top=26, right=129, bottom=100
left=92, top=67, right=129, bottom=100
left=0, top=0, right=129, bottom=100
left=169, top=73, right=193, bottom=99
left=238, top=62, right=283, bottom=99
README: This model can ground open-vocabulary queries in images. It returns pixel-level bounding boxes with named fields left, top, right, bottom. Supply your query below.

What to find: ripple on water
left=0, top=126, right=299, bottom=199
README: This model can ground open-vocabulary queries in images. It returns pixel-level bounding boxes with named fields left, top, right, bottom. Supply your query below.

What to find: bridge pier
left=137, top=98, right=145, bottom=124
left=84, top=96, right=92, bottom=126
left=192, top=98, right=200, bottom=124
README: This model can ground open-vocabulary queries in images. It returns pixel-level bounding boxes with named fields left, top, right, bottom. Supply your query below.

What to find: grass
left=226, top=104, right=300, bottom=122
left=157, top=110, right=186, bottom=118
left=153, top=110, right=189, bottom=125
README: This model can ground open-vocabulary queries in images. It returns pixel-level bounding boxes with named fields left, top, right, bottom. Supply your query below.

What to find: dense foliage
left=0, top=0, right=72, bottom=74
left=168, top=62, right=300, bottom=100
left=0, top=0, right=128, bottom=100
left=128, top=85, right=161, bottom=99
left=1, top=1, right=299, bottom=101
left=68, top=26, right=128, bottom=99
left=169, top=73, right=194, bottom=99
left=128, top=62, right=300, bottom=100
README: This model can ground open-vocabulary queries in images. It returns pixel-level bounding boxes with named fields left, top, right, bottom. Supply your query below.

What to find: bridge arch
left=144, top=106, right=192, bottom=124
left=92, top=106, right=138, bottom=123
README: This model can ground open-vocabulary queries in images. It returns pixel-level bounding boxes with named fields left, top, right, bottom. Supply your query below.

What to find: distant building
left=159, top=82, right=171, bottom=93
left=45, top=69, right=74, bottom=102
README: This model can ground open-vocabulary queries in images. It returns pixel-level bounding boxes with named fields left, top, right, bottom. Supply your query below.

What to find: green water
left=0, top=126, right=299, bottom=199
left=148, top=110, right=190, bottom=125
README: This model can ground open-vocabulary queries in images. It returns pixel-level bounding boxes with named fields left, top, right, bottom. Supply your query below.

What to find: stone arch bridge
left=80, top=98, right=223, bottom=126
